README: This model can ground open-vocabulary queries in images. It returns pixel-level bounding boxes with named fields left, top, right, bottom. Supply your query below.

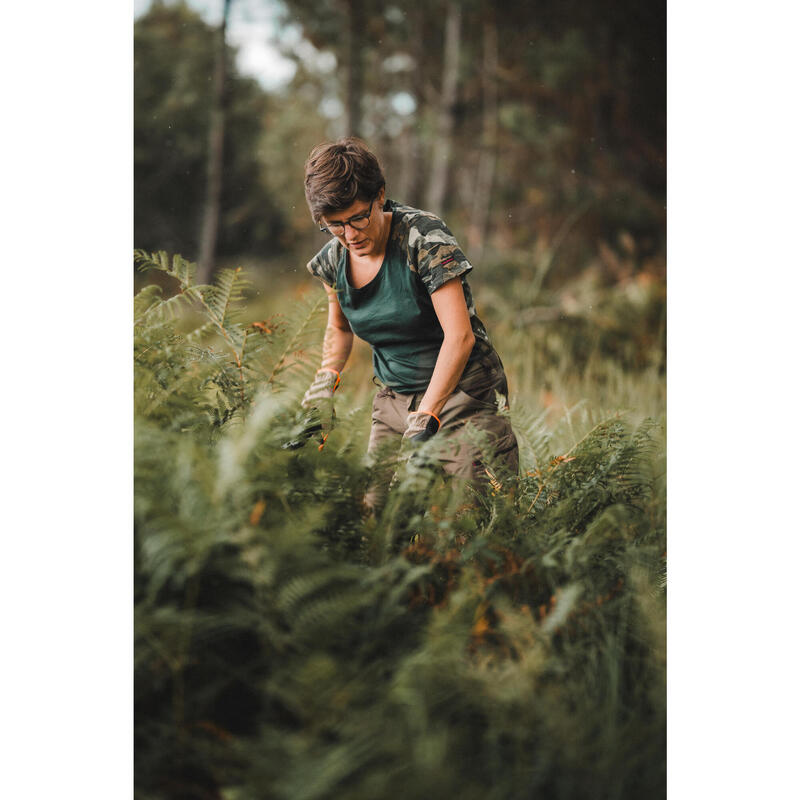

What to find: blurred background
left=134, top=0, right=666, bottom=420
left=133, top=5, right=667, bottom=794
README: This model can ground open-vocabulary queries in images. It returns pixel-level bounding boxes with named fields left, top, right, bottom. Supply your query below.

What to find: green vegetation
left=134, top=2, right=287, bottom=257
left=134, top=252, right=665, bottom=799
left=134, top=2, right=666, bottom=795
left=134, top=0, right=665, bottom=278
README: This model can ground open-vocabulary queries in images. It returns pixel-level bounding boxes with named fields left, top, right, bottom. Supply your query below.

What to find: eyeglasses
left=319, top=198, right=376, bottom=236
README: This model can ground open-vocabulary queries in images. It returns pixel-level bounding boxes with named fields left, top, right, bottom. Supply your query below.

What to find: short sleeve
left=306, top=239, right=342, bottom=288
left=408, top=214, right=473, bottom=294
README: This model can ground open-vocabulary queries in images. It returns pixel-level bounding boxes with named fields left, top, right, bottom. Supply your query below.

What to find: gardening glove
left=283, top=369, right=340, bottom=450
left=402, top=411, right=440, bottom=443
left=301, top=368, right=341, bottom=408
left=281, top=407, right=335, bottom=450
left=302, top=368, right=340, bottom=436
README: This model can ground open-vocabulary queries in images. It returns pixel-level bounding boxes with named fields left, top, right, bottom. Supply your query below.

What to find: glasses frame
left=319, top=198, right=376, bottom=236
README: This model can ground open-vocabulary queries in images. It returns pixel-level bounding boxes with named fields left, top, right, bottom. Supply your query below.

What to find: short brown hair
left=304, top=137, right=386, bottom=223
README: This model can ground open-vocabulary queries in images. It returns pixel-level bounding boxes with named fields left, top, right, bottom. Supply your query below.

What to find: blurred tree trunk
left=395, top=3, right=430, bottom=206
left=425, top=0, right=461, bottom=215
left=197, top=0, right=231, bottom=284
left=467, top=10, right=498, bottom=261
left=343, top=0, right=364, bottom=136
left=395, top=127, right=423, bottom=205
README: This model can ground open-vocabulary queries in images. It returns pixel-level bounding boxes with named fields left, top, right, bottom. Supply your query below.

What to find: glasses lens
left=321, top=200, right=373, bottom=235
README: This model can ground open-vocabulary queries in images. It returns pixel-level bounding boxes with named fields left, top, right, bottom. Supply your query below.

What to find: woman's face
left=321, top=188, right=387, bottom=258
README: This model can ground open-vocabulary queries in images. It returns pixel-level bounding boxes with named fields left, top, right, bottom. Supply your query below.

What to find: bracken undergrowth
left=134, top=252, right=666, bottom=800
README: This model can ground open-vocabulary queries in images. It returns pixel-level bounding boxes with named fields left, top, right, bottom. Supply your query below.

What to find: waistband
left=372, top=348, right=507, bottom=399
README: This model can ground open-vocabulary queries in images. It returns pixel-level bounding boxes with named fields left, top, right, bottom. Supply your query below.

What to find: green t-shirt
left=307, top=200, right=495, bottom=393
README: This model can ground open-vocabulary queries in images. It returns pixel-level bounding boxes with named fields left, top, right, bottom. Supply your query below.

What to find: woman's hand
left=301, top=368, right=340, bottom=408
left=416, top=278, right=475, bottom=418
left=403, top=410, right=440, bottom=443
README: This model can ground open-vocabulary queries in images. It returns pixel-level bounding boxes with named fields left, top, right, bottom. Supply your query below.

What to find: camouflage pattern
left=305, top=235, right=340, bottom=288
left=306, top=199, right=493, bottom=355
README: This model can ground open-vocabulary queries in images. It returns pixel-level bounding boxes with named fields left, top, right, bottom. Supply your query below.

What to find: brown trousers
left=364, top=351, right=519, bottom=511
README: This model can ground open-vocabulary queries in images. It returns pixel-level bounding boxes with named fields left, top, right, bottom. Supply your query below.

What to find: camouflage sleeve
left=408, top=213, right=473, bottom=294
left=306, top=239, right=341, bottom=288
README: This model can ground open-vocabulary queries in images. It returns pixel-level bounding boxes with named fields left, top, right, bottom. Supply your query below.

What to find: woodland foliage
left=134, top=0, right=665, bottom=281
left=134, top=253, right=666, bottom=800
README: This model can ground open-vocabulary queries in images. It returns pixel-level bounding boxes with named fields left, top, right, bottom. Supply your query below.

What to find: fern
left=134, top=252, right=666, bottom=800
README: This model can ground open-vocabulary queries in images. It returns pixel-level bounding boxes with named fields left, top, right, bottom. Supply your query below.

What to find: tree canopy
left=135, top=0, right=665, bottom=283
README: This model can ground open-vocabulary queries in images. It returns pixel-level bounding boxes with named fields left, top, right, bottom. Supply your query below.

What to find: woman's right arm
left=320, top=283, right=353, bottom=373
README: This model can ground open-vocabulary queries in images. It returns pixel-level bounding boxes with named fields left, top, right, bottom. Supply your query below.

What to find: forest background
left=5, top=1, right=800, bottom=798
left=134, top=0, right=666, bottom=315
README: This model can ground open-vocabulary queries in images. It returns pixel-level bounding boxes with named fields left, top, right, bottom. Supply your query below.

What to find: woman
left=301, top=137, right=518, bottom=511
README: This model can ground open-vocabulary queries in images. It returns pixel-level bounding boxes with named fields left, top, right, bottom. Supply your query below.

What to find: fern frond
left=264, top=293, right=326, bottom=388
left=135, top=290, right=197, bottom=326
left=133, top=284, right=162, bottom=320
left=509, top=404, right=553, bottom=472
left=135, top=249, right=199, bottom=290
left=184, top=320, right=222, bottom=346
left=277, top=569, right=360, bottom=616
left=204, top=267, right=249, bottom=327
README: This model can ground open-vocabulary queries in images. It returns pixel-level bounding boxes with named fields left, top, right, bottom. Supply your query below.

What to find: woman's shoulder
left=386, top=199, right=473, bottom=290
left=306, top=237, right=344, bottom=287
left=387, top=200, right=454, bottom=247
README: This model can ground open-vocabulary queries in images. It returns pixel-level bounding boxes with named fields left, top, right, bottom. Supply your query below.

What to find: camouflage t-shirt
left=306, top=199, right=496, bottom=393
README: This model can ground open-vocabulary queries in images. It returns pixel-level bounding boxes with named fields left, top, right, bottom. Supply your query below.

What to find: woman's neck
left=375, top=210, right=392, bottom=255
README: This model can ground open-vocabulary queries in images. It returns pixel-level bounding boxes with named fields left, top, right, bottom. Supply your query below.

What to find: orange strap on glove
left=403, top=410, right=440, bottom=443
left=301, top=368, right=340, bottom=408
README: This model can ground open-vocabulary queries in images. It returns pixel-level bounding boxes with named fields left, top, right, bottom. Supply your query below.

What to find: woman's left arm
left=417, top=279, right=475, bottom=418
